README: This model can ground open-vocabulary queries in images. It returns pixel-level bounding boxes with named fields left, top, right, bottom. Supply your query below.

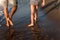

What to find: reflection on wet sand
left=6, top=28, right=14, bottom=40
left=29, top=22, right=49, bottom=40
left=5, top=22, right=49, bottom=40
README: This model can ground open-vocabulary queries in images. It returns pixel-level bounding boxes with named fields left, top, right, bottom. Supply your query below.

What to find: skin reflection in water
left=6, top=22, right=49, bottom=40
left=30, top=22, right=49, bottom=40
left=6, top=27, right=14, bottom=40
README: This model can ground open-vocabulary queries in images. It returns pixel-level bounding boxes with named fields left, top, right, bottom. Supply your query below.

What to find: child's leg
left=9, top=6, right=17, bottom=19
left=34, top=5, right=38, bottom=22
left=9, top=0, right=17, bottom=26
left=28, top=4, right=35, bottom=26
left=4, top=7, right=9, bottom=27
left=9, top=6, right=17, bottom=26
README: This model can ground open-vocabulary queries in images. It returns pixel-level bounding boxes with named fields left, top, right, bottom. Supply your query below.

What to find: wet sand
left=0, top=0, right=60, bottom=40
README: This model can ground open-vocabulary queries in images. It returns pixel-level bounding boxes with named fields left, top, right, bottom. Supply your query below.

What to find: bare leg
left=4, top=7, right=9, bottom=27
left=34, top=5, right=38, bottom=22
left=9, top=6, right=17, bottom=19
left=9, top=6, right=17, bottom=26
left=34, top=6, right=38, bottom=22
left=28, top=5, right=35, bottom=27
left=4, top=7, right=14, bottom=28
left=42, top=0, right=45, bottom=7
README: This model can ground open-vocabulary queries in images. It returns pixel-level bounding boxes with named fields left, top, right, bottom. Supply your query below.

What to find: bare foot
left=7, top=18, right=13, bottom=26
left=28, top=24, right=34, bottom=27
left=6, top=20, right=9, bottom=29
